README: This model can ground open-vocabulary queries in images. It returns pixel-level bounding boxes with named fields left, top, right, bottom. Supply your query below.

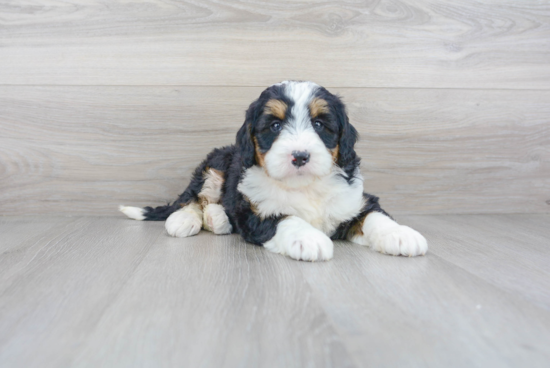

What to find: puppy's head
left=236, top=81, right=358, bottom=187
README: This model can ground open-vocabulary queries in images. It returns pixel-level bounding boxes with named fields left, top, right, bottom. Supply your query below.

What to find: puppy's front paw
left=165, top=209, right=202, bottom=238
left=263, top=216, right=333, bottom=262
left=287, top=228, right=333, bottom=262
left=372, top=225, right=427, bottom=257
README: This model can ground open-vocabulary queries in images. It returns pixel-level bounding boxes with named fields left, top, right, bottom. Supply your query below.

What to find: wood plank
left=1, top=86, right=548, bottom=215
left=0, top=216, right=67, bottom=253
left=1, top=1, right=549, bottom=88
left=500, top=214, right=550, bottom=238
left=300, top=241, right=550, bottom=367
left=0, top=217, right=165, bottom=367
left=71, top=229, right=355, bottom=368
left=400, top=215, right=550, bottom=309
left=424, top=214, right=550, bottom=254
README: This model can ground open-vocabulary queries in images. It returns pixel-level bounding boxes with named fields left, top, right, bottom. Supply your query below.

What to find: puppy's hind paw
left=203, top=203, right=232, bottom=235
left=165, top=209, right=202, bottom=238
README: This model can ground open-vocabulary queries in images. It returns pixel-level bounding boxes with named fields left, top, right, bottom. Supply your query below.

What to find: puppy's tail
left=119, top=203, right=181, bottom=221
left=119, top=149, right=213, bottom=221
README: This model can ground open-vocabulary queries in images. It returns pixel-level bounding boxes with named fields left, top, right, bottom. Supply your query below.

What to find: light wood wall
left=1, top=0, right=549, bottom=216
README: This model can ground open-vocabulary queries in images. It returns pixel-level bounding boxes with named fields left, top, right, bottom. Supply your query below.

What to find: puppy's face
left=237, top=81, right=358, bottom=187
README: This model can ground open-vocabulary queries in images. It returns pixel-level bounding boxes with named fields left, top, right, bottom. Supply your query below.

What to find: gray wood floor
left=0, top=214, right=549, bottom=367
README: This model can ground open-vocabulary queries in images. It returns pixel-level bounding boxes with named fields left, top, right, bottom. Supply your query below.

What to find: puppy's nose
left=291, top=150, right=310, bottom=167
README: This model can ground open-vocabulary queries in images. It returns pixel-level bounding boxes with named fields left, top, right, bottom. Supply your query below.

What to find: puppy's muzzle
left=291, top=150, right=310, bottom=168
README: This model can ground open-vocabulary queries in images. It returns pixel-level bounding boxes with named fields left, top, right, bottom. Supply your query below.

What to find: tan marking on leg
left=184, top=201, right=203, bottom=218
left=242, top=193, right=264, bottom=219
left=346, top=196, right=369, bottom=239
left=309, top=98, right=329, bottom=118
left=264, top=99, right=287, bottom=120
left=198, top=168, right=225, bottom=207
left=348, top=214, right=367, bottom=238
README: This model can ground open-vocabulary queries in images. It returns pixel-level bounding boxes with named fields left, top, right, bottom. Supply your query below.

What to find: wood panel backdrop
left=1, top=0, right=549, bottom=216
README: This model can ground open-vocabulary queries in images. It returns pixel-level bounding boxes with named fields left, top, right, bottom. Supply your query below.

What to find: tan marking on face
left=331, top=144, right=339, bottom=163
left=309, top=98, right=329, bottom=118
left=253, top=137, right=266, bottom=167
left=264, top=99, right=287, bottom=120
left=198, top=168, right=225, bottom=208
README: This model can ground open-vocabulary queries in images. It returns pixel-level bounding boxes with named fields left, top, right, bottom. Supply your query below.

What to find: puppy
left=120, top=80, right=427, bottom=261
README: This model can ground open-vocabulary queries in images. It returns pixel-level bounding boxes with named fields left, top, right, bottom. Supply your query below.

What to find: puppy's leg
left=165, top=202, right=203, bottom=238
left=202, top=203, right=232, bottom=235
left=120, top=147, right=233, bottom=222
left=197, top=168, right=231, bottom=235
left=263, top=216, right=333, bottom=261
left=232, top=194, right=332, bottom=261
left=349, top=212, right=428, bottom=257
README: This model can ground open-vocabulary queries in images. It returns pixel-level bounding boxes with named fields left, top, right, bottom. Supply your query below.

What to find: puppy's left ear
left=236, top=98, right=262, bottom=169
left=335, top=100, right=359, bottom=172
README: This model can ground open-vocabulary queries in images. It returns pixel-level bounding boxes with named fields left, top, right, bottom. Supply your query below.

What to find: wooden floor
left=0, top=214, right=549, bottom=367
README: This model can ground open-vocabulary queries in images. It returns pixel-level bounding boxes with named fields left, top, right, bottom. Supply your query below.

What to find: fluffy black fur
left=139, top=84, right=389, bottom=245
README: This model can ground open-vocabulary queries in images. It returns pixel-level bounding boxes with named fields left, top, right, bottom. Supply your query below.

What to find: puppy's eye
left=270, top=121, right=282, bottom=132
left=313, top=120, right=324, bottom=131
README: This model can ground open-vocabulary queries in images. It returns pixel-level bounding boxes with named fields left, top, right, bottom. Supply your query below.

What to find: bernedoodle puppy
left=120, top=80, right=427, bottom=261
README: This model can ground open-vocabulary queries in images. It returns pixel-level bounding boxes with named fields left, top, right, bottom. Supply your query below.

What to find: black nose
left=291, top=150, right=310, bottom=167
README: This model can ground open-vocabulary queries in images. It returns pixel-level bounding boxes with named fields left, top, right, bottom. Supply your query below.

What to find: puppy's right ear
left=236, top=98, right=262, bottom=169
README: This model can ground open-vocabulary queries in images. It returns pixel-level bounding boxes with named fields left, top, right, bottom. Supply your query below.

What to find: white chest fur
left=237, top=166, right=365, bottom=236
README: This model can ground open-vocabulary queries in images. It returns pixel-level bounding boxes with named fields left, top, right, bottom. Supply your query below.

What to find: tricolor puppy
left=120, top=81, right=427, bottom=261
